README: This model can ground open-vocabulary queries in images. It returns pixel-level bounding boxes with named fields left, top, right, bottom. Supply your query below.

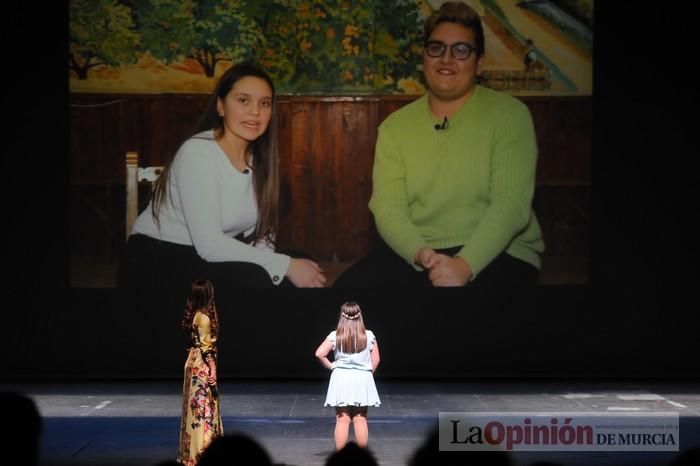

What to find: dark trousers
left=116, top=234, right=314, bottom=354
left=117, top=234, right=305, bottom=309
left=333, top=240, right=538, bottom=292
left=117, top=234, right=308, bottom=367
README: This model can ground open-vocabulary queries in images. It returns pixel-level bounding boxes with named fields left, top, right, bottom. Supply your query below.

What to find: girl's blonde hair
left=336, top=301, right=367, bottom=354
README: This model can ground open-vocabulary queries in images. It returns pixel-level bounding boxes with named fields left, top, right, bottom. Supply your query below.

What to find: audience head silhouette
left=669, top=448, right=700, bottom=466
left=2, top=392, right=41, bottom=466
left=197, top=433, right=272, bottom=466
left=409, top=429, right=511, bottom=466
left=325, top=441, right=378, bottom=466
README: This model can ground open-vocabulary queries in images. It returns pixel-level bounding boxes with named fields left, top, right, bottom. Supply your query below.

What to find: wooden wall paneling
left=276, top=99, right=294, bottom=251
left=286, top=100, right=316, bottom=256
left=161, top=95, right=208, bottom=164
left=533, top=186, right=590, bottom=257
left=334, top=99, right=378, bottom=261
left=129, top=95, right=204, bottom=167
left=130, top=96, right=154, bottom=166
left=526, top=97, right=592, bottom=187
left=306, top=100, right=333, bottom=259
left=523, top=97, right=591, bottom=279
left=278, top=98, right=380, bottom=262
left=70, top=96, right=131, bottom=259
left=316, top=101, right=342, bottom=260
left=280, top=98, right=382, bottom=262
left=70, top=96, right=122, bottom=184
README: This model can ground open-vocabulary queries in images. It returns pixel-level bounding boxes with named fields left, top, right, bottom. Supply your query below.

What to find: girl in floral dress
left=177, top=279, right=223, bottom=465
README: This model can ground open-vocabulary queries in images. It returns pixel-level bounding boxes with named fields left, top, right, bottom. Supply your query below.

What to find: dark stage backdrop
left=6, top=2, right=699, bottom=381
left=10, top=285, right=697, bottom=380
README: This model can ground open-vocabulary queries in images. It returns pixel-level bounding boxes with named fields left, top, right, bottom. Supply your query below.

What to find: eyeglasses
left=425, top=41, right=477, bottom=60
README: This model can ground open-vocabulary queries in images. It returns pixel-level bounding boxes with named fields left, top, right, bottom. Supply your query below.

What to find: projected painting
left=69, top=0, right=593, bottom=95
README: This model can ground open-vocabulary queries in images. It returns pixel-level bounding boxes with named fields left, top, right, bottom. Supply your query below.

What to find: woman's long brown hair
left=151, top=62, right=280, bottom=245
left=181, top=279, right=220, bottom=338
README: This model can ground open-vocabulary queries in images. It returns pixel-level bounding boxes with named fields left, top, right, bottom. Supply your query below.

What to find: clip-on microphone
left=434, top=116, right=449, bottom=130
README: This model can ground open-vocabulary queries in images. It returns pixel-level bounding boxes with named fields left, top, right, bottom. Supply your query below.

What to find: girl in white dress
left=315, top=302, right=381, bottom=450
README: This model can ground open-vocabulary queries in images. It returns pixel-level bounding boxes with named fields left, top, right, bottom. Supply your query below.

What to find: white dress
left=324, top=330, right=381, bottom=407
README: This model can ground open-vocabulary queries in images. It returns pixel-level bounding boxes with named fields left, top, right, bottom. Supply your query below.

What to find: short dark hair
left=424, top=1, right=485, bottom=56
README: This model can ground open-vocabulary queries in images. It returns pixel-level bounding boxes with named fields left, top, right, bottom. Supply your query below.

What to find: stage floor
left=5, top=379, right=700, bottom=466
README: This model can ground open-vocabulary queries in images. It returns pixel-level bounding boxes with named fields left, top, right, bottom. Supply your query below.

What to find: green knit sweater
left=368, top=85, right=545, bottom=276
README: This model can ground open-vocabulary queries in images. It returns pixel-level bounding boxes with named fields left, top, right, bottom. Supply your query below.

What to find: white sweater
left=131, top=130, right=290, bottom=284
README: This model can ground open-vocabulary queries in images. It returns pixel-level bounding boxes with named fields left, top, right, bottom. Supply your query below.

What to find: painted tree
left=69, top=0, right=140, bottom=80
left=130, top=0, right=263, bottom=77
left=373, top=0, right=423, bottom=92
left=249, top=0, right=424, bottom=93
left=244, top=0, right=298, bottom=86
left=330, top=0, right=375, bottom=91
left=248, top=0, right=376, bottom=92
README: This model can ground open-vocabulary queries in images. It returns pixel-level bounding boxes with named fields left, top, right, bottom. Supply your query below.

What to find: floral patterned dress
left=177, top=311, right=223, bottom=465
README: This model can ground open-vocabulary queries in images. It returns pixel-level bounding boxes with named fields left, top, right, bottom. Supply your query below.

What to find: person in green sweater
left=335, top=1, right=544, bottom=289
